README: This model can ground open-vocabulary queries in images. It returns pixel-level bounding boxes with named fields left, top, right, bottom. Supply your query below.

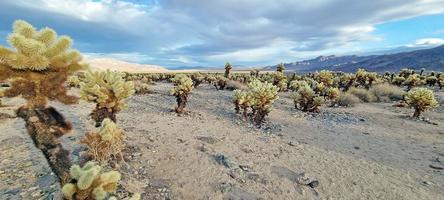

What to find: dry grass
left=337, top=92, right=361, bottom=107
left=347, top=87, right=377, bottom=102
left=370, top=83, right=405, bottom=102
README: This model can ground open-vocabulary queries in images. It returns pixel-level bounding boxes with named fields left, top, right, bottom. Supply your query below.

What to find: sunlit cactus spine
left=392, top=76, right=405, bottom=86
left=81, top=118, right=124, bottom=164
left=224, top=62, right=232, bottom=78
left=404, top=88, right=438, bottom=118
left=250, top=69, right=259, bottom=77
left=62, top=161, right=139, bottom=200
left=170, top=74, right=193, bottom=114
left=133, top=80, right=151, bottom=94
left=399, top=68, right=414, bottom=78
left=289, top=80, right=309, bottom=91
left=439, top=75, right=444, bottom=89
left=80, top=70, right=135, bottom=127
left=0, top=20, right=86, bottom=108
left=316, top=70, right=334, bottom=87
left=425, top=74, right=437, bottom=87
left=67, top=75, right=82, bottom=88
left=292, top=85, right=324, bottom=112
left=339, top=73, right=356, bottom=91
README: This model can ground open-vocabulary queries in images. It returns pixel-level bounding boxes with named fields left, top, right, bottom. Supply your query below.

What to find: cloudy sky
left=1, top=0, right=444, bottom=68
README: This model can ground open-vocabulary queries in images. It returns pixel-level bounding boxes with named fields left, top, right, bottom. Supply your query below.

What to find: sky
left=0, top=0, right=444, bottom=68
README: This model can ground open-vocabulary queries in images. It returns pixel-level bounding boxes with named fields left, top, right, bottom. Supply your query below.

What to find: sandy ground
left=0, top=82, right=443, bottom=200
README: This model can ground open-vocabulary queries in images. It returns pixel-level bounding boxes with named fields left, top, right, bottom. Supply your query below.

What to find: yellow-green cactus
left=404, top=74, right=423, bottom=90
left=234, top=79, right=279, bottom=127
left=276, top=63, right=285, bottom=73
left=191, top=72, right=205, bottom=87
left=327, top=87, right=340, bottom=106
left=405, top=88, right=438, bottom=118
left=292, top=85, right=324, bottom=112
left=67, top=75, right=81, bottom=88
left=289, top=80, right=309, bottom=91
left=134, top=80, right=151, bottom=94
left=81, top=118, right=124, bottom=164
left=0, top=20, right=86, bottom=108
left=62, top=162, right=121, bottom=200
left=273, top=71, right=287, bottom=92
left=214, top=75, right=229, bottom=90
left=233, top=89, right=252, bottom=119
left=80, top=69, right=134, bottom=126
left=170, top=74, right=193, bottom=114
left=316, top=70, right=334, bottom=87
left=224, top=62, right=233, bottom=78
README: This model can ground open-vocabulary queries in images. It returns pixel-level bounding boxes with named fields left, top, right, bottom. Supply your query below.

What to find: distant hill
left=265, top=45, right=444, bottom=73
left=85, top=58, right=168, bottom=73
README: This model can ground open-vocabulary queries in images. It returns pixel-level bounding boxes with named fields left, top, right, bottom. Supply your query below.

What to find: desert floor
left=0, top=82, right=443, bottom=200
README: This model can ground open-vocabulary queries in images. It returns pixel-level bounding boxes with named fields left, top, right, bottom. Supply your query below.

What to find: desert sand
left=0, top=82, right=443, bottom=200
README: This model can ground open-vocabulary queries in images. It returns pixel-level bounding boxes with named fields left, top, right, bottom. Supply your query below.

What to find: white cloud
left=1, top=0, right=444, bottom=66
left=407, top=38, right=444, bottom=47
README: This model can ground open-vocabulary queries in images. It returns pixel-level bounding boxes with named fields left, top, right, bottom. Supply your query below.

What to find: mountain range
left=265, top=45, right=444, bottom=73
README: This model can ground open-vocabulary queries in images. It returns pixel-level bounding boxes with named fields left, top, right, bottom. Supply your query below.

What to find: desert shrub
left=289, top=80, right=309, bottom=91
left=405, top=88, right=438, bottom=118
left=226, top=80, right=247, bottom=91
left=133, top=80, right=152, bottom=94
left=191, top=72, right=205, bottom=87
left=273, top=71, right=287, bottom=92
left=81, top=118, right=124, bottom=164
left=224, top=62, right=232, bottom=78
left=347, top=87, right=376, bottom=102
left=369, top=83, right=405, bottom=102
left=170, top=74, right=193, bottom=114
left=337, top=92, right=361, bottom=107
left=292, top=85, right=324, bottom=112
left=80, top=70, right=135, bottom=126
left=232, top=79, right=279, bottom=127
left=339, top=73, right=356, bottom=91
left=62, top=162, right=140, bottom=200
left=214, top=76, right=228, bottom=90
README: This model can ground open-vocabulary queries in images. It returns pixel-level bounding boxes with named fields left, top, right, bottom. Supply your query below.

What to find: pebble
left=429, top=164, right=443, bottom=170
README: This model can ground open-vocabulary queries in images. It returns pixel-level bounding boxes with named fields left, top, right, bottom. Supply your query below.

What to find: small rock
left=308, top=180, right=319, bottom=188
left=363, top=132, right=370, bottom=135
left=37, top=174, right=57, bottom=188
left=359, top=118, right=366, bottom=122
left=354, top=146, right=360, bottom=150
left=213, top=154, right=237, bottom=169
left=422, top=181, right=432, bottom=185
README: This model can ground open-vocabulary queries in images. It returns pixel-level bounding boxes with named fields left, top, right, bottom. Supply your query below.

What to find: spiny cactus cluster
left=233, top=79, right=279, bottom=127
left=80, top=70, right=134, bottom=126
left=170, top=74, right=193, bottom=114
left=81, top=118, right=124, bottom=164
left=214, top=76, right=228, bottom=90
left=404, top=88, right=438, bottom=118
left=276, top=63, right=285, bottom=73
left=292, top=84, right=324, bottom=112
left=191, top=72, right=205, bottom=87
left=62, top=162, right=140, bottom=200
left=273, top=71, right=288, bottom=92
left=0, top=20, right=86, bottom=108
left=133, top=80, right=152, bottom=94
left=224, top=62, right=232, bottom=78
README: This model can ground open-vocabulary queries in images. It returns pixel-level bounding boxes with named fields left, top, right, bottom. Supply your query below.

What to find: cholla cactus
left=233, top=89, right=252, bottom=119
left=273, top=72, right=287, bottom=92
left=404, top=74, right=423, bottom=90
left=191, top=72, right=205, bottom=87
left=392, top=76, right=405, bottom=86
left=405, top=88, right=438, bottom=118
left=289, top=80, right=309, bottom=91
left=224, top=62, right=232, bottom=78
left=134, top=81, right=151, bottom=94
left=355, top=69, right=378, bottom=89
left=233, top=79, right=279, bottom=126
left=81, top=118, right=124, bottom=164
left=339, top=73, right=355, bottom=91
left=439, top=75, right=444, bottom=89
left=170, top=74, right=193, bottom=114
left=326, top=87, right=340, bottom=106
left=214, top=76, right=228, bottom=90
left=67, top=75, right=81, bottom=88
left=250, top=69, right=259, bottom=77
left=247, top=79, right=279, bottom=126
left=292, top=85, right=324, bottom=112
left=425, top=76, right=437, bottom=87
left=0, top=20, right=86, bottom=108
left=399, top=68, right=414, bottom=78
left=62, top=162, right=129, bottom=200
left=316, top=70, right=334, bottom=87
left=80, top=70, right=134, bottom=126
left=276, top=63, right=285, bottom=73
